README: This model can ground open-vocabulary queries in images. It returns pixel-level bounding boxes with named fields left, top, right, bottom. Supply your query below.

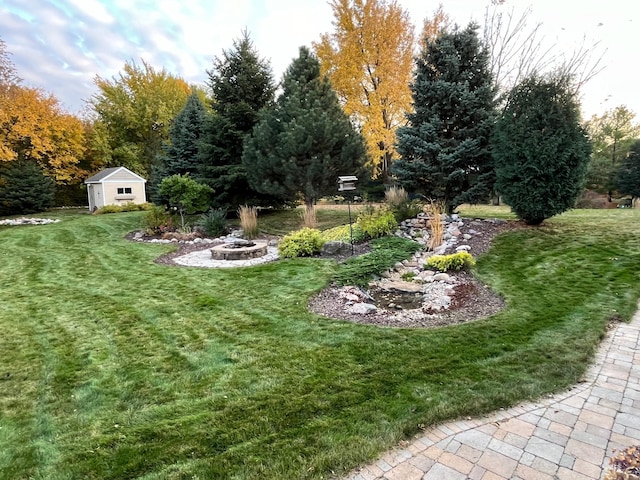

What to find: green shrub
left=333, top=237, right=421, bottom=286
left=425, top=252, right=475, bottom=272
left=198, top=208, right=227, bottom=237
left=390, top=199, right=423, bottom=222
left=278, top=228, right=325, bottom=259
left=143, top=205, right=173, bottom=235
left=95, top=202, right=152, bottom=214
left=321, top=223, right=365, bottom=243
left=356, top=206, right=398, bottom=239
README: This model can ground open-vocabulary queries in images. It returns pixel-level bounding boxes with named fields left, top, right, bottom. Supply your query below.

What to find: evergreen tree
left=197, top=31, right=277, bottom=209
left=392, top=23, right=496, bottom=215
left=0, top=160, right=55, bottom=215
left=493, top=74, right=591, bottom=225
left=150, top=92, right=208, bottom=203
left=615, top=139, right=640, bottom=203
left=242, top=47, right=367, bottom=210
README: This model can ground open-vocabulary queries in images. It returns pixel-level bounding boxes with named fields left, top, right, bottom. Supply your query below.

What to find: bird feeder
left=337, top=175, right=358, bottom=192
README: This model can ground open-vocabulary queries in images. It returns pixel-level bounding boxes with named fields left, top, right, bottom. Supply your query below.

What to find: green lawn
left=1, top=207, right=639, bottom=479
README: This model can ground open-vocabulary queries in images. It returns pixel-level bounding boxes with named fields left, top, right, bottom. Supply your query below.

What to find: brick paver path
left=344, top=309, right=640, bottom=480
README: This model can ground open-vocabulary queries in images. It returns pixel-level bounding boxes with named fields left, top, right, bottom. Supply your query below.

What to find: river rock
left=349, top=303, right=378, bottom=315
left=433, top=273, right=451, bottom=282
left=379, top=281, right=423, bottom=293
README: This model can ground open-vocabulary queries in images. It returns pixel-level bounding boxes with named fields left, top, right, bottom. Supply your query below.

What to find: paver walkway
left=344, top=307, right=640, bottom=480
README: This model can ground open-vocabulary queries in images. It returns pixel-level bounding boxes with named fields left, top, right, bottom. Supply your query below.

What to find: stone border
left=0, top=218, right=60, bottom=226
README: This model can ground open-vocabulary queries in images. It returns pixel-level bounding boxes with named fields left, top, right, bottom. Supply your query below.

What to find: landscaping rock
left=379, top=281, right=423, bottom=293
left=349, top=303, right=378, bottom=315
left=433, top=273, right=451, bottom=282
left=321, top=241, right=352, bottom=256
left=0, top=217, right=60, bottom=226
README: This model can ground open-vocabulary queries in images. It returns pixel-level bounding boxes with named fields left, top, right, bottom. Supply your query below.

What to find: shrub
left=356, top=206, right=397, bottom=239
left=198, top=208, right=227, bottom=237
left=390, top=199, right=423, bottom=222
left=278, top=228, right=325, bottom=258
left=321, top=223, right=365, bottom=243
left=143, top=205, right=173, bottom=235
left=238, top=205, right=258, bottom=239
left=425, top=252, right=475, bottom=272
left=574, top=190, right=609, bottom=209
left=95, top=202, right=152, bottom=214
left=333, top=236, right=421, bottom=286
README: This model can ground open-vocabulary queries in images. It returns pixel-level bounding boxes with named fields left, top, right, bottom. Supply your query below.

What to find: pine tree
left=0, top=160, right=55, bottom=215
left=493, top=74, right=591, bottom=225
left=197, top=31, right=277, bottom=209
left=150, top=92, right=208, bottom=202
left=391, top=24, right=496, bottom=214
left=615, top=139, right=640, bottom=204
left=242, top=47, right=367, bottom=210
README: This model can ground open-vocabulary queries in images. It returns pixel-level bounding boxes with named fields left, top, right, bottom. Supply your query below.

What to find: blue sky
left=1, top=0, right=638, bottom=119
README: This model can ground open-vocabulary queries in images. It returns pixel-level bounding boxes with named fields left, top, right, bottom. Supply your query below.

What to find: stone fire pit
left=210, top=239, right=268, bottom=261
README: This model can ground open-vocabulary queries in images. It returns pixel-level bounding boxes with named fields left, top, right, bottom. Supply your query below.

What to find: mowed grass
left=1, top=207, right=640, bottom=479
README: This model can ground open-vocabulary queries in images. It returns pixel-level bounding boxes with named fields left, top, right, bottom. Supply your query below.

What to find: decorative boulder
left=321, top=241, right=352, bottom=256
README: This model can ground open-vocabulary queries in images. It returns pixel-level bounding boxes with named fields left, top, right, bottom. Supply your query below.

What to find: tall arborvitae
left=197, top=31, right=277, bottom=209
left=242, top=47, right=367, bottom=210
left=392, top=23, right=496, bottom=214
left=493, top=74, right=591, bottom=225
left=150, top=92, right=208, bottom=202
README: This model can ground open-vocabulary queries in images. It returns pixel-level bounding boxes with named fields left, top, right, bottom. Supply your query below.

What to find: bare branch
left=482, top=4, right=604, bottom=103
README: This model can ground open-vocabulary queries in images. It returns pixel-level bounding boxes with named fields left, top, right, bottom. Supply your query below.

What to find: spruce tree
left=150, top=92, right=208, bottom=203
left=615, top=139, right=640, bottom=203
left=197, top=31, right=277, bottom=209
left=392, top=23, right=495, bottom=214
left=242, top=47, right=367, bottom=210
left=0, top=161, right=55, bottom=215
left=493, top=74, right=591, bottom=225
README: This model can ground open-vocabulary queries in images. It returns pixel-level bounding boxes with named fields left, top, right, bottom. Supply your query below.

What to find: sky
left=1, top=0, right=638, bottom=119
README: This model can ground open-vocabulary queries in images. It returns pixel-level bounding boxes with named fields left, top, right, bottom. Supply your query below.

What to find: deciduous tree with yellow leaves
left=1, top=38, right=87, bottom=211
left=314, top=0, right=414, bottom=180
left=89, top=60, right=192, bottom=178
left=0, top=86, right=85, bottom=183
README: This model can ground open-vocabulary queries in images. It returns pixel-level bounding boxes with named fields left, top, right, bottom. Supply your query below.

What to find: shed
left=85, top=167, right=147, bottom=211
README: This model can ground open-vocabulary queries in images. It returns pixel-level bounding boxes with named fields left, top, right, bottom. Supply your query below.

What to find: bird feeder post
left=337, top=176, right=358, bottom=255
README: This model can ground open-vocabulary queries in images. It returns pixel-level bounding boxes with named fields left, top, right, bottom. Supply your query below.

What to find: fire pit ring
left=210, top=240, right=269, bottom=261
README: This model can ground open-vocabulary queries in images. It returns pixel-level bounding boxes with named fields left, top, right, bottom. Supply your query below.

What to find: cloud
left=1, top=0, right=639, bottom=118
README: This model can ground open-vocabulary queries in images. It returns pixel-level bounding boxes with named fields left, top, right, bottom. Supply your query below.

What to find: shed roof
left=85, top=166, right=146, bottom=184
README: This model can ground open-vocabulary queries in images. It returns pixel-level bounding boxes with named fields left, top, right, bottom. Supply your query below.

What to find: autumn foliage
left=90, top=60, right=192, bottom=178
left=0, top=85, right=85, bottom=183
left=315, top=0, right=414, bottom=179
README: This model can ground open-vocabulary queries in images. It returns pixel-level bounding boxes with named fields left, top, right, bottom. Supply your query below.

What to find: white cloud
left=65, top=0, right=115, bottom=24
left=0, top=0, right=638, bottom=118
